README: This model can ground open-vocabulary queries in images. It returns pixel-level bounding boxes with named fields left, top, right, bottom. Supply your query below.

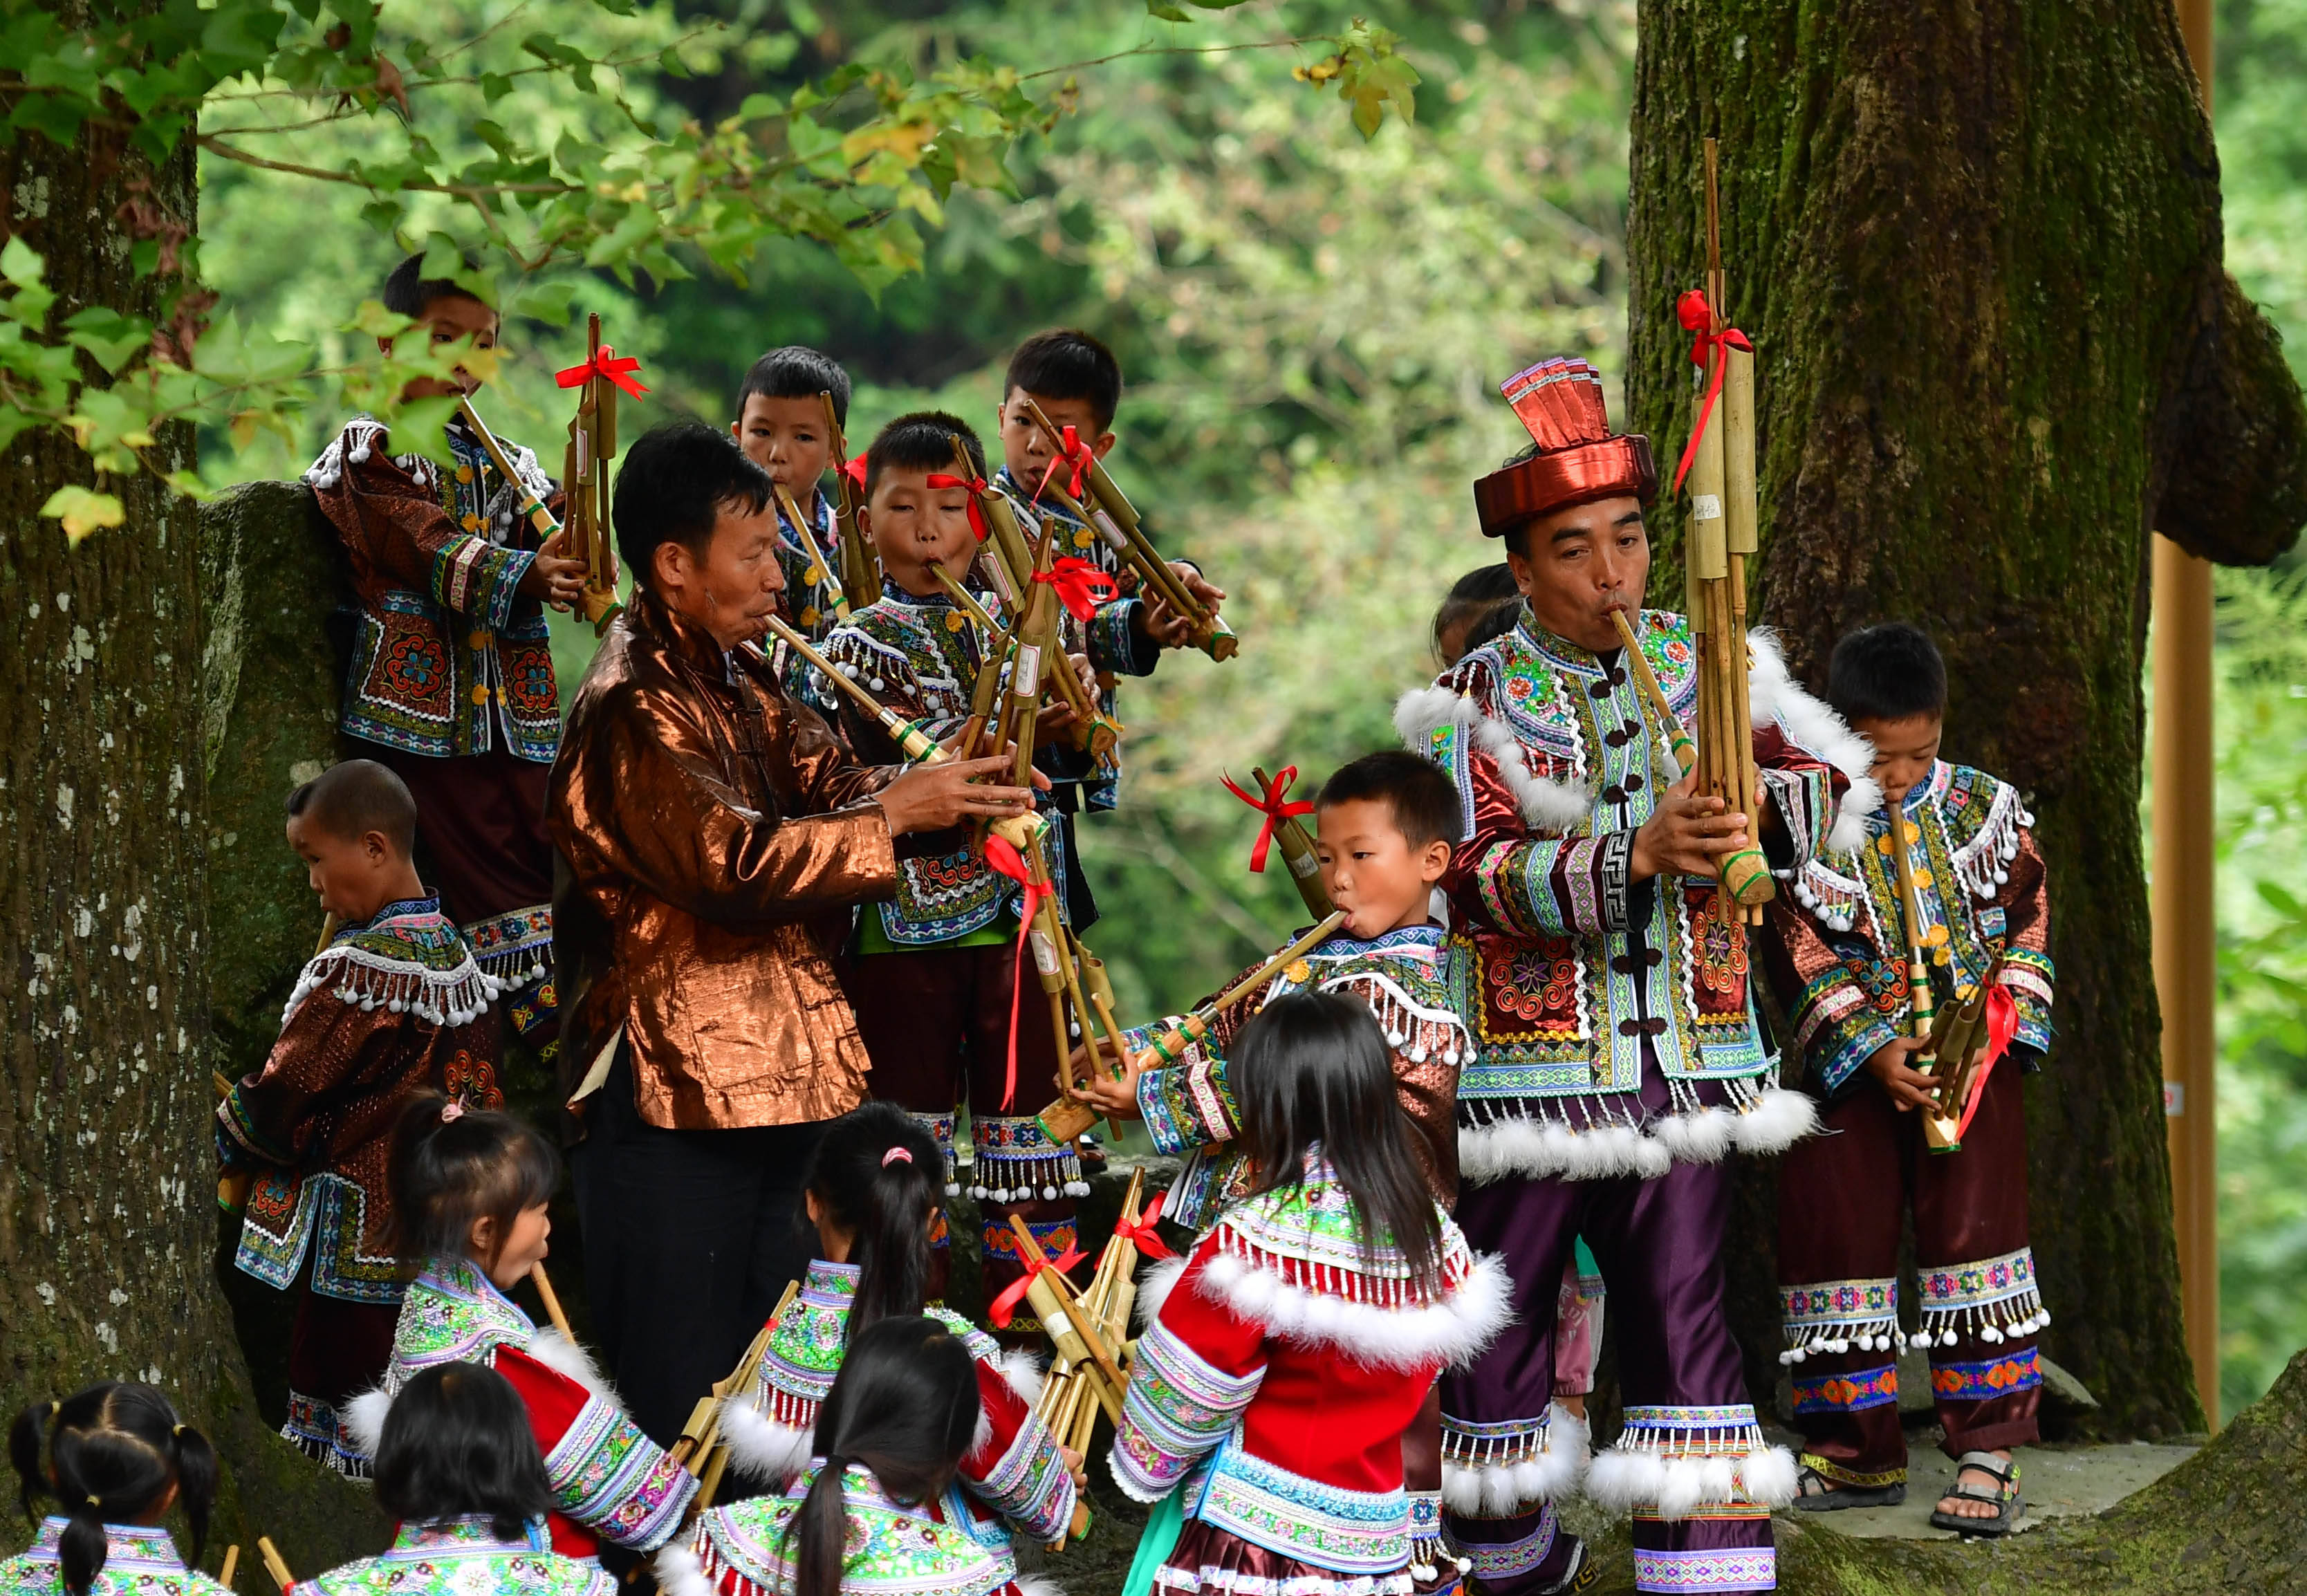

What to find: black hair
left=1316, top=750, right=1462, bottom=851
left=388, top=1093, right=559, bottom=1268
left=1458, top=597, right=1523, bottom=657
left=373, top=1362, right=553, bottom=1543
left=1827, top=622, right=1948, bottom=723
left=1231, top=991, right=1443, bottom=1288
left=787, top=1318, right=979, bottom=1596
left=1432, top=564, right=1522, bottom=664
left=1004, top=329, right=1123, bottom=434
left=802, top=1104, right=945, bottom=1335
left=613, top=419, right=778, bottom=597
left=863, top=411, right=985, bottom=497
left=737, top=346, right=852, bottom=432
left=11, top=1383, right=217, bottom=1596
left=382, top=252, right=489, bottom=320
left=284, top=758, right=418, bottom=857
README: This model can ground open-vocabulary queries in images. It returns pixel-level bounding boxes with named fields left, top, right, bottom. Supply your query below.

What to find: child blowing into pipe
left=730, top=344, right=860, bottom=707
left=809, top=411, right=1100, bottom=1337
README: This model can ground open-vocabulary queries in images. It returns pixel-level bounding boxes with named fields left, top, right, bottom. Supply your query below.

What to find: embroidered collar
left=696, top=1464, right=1014, bottom=1596
left=877, top=577, right=961, bottom=611
left=994, top=465, right=1084, bottom=526
left=388, top=1516, right=552, bottom=1556
left=391, top=1254, right=535, bottom=1382
left=23, top=1519, right=185, bottom=1575
left=1313, top=923, right=1447, bottom=958
left=284, top=896, right=495, bottom=1030
left=1214, top=1149, right=1460, bottom=1295
left=775, top=489, right=839, bottom=555
left=1508, top=609, right=1620, bottom=679
left=1884, top=759, right=1954, bottom=822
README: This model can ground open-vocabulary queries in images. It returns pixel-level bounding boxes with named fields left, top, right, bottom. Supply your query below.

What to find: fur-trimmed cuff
left=996, top=1346, right=1047, bottom=1408
left=1440, top=1402, right=1590, bottom=1514
left=716, top=1397, right=812, bottom=1485
left=1135, top=1254, right=1189, bottom=1328
left=1584, top=1440, right=1797, bottom=1520
left=653, top=1540, right=715, bottom=1596
left=342, top=1386, right=393, bottom=1460
left=1745, top=628, right=1880, bottom=857
left=1194, top=1247, right=1512, bottom=1371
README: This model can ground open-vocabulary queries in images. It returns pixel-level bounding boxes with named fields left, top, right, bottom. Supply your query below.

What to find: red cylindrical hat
left=1473, top=436, right=1658, bottom=536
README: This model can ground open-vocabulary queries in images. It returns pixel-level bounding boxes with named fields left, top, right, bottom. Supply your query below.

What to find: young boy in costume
left=304, top=254, right=586, bottom=1064
left=1763, top=622, right=2055, bottom=1536
left=813, top=410, right=1095, bottom=1334
left=732, top=344, right=857, bottom=707
left=216, top=759, right=503, bottom=1478
left=1394, top=357, right=1878, bottom=1596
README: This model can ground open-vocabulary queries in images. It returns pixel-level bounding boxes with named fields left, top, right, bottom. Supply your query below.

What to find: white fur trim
left=971, top=1398, right=994, bottom=1458
left=524, top=1327, right=617, bottom=1403
left=1648, top=1106, right=1736, bottom=1164
left=1015, top=1577, right=1068, bottom=1596
left=1393, top=685, right=1467, bottom=751
left=1135, top=1255, right=1189, bottom=1328
left=1727, top=1088, right=1817, bottom=1155
left=716, top=1397, right=812, bottom=1484
left=1192, top=1249, right=1512, bottom=1371
left=342, top=1386, right=393, bottom=1460
left=652, top=1541, right=715, bottom=1596
left=1396, top=683, right=1593, bottom=831
left=1440, top=1403, right=1588, bottom=1514
left=1746, top=629, right=1881, bottom=851
left=996, top=1347, right=1047, bottom=1408
left=1828, top=776, right=1884, bottom=855
left=1584, top=1442, right=1798, bottom=1519
left=1456, top=1117, right=1671, bottom=1184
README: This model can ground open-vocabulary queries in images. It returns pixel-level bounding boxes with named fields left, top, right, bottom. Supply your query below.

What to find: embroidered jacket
left=306, top=417, right=561, bottom=763
left=346, top=1257, right=696, bottom=1559
left=1129, top=923, right=1472, bottom=1227
left=218, top=897, right=501, bottom=1308
left=993, top=466, right=1163, bottom=813
left=717, top=1261, right=1076, bottom=1546
left=1764, top=759, right=2055, bottom=1097
left=814, top=582, right=1068, bottom=947
left=663, top=1466, right=1050, bottom=1596
left=1397, top=609, right=1879, bottom=1182
left=295, top=1518, right=615, bottom=1596
left=771, top=490, right=853, bottom=710
left=1, top=1521, right=232, bottom=1596
left=1110, top=1153, right=1510, bottom=1590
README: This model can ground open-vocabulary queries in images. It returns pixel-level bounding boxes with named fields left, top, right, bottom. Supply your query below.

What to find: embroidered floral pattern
left=1790, top=1366, right=1898, bottom=1415
left=690, top=1467, right=1021, bottom=1596
left=1929, top=1349, right=2041, bottom=1402
left=2, top=1523, right=232, bottom=1596
left=1195, top=1440, right=1411, bottom=1575
left=299, top=1516, right=613, bottom=1596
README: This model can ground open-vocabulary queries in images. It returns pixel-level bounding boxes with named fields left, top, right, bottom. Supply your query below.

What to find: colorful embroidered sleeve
left=1470, top=831, right=1637, bottom=940
left=1750, top=722, right=1846, bottom=874
left=494, top=1346, right=697, bottom=1552
left=1992, top=823, right=2055, bottom=1057
left=1109, top=1240, right=1268, bottom=1503
left=961, top=1358, right=1078, bottom=1541
left=1127, top=966, right=1264, bottom=1157
left=316, top=439, right=535, bottom=627
left=1088, top=596, right=1160, bottom=678
left=819, top=623, right=966, bottom=748
left=1759, top=898, right=1905, bottom=1097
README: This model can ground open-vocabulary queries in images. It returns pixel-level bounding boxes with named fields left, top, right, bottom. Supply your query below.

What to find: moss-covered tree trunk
left=1624, top=0, right=2307, bottom=1438
left=0, top=119, right=380, bottom=1570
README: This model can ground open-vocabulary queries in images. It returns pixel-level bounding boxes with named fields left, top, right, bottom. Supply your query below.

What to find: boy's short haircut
left=613, top=419, right=777, bottom=594
left=1317, top=751, right=1463, bottom=849
left=865, top=411, right=986, bottom=496
left=1828, top=622, right=1948, bottom=723
left=738, top=345, right=853, bottom=430
left=285, top=759, right=418, bottom=856
left=381, top=253, right=488, bottom=320
left=1004, top=331, right=1123, bottom=434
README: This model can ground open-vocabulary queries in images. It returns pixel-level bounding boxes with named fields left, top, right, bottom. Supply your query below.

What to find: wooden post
left=2158, top=0, right=2218, bottom=1432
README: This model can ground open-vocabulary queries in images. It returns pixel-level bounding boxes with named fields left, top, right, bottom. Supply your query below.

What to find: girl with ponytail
left=659, top=1318, right=1059, bottom=1596
left=6, top=1383, right=225, bottom=1596
left=716, top=1104, right=1080, bottom=1556
left=343, top=1094, right=696, bottom=1565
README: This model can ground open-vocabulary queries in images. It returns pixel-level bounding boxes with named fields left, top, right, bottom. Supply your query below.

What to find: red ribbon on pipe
left=1111, top=1189, right=1176, bottom=1261
left=1669, top=288, right=1753, bottom=496
left=554, top=346, right=649, bottom=399
left=988, top=1241, right=1088, bottom=1329
left=1951, top=985, right=2021, bottom=1143
left=1220, top=765, right=1315, bottom=874
left=840, top=452, right=869, bottom=496
left=1034, top=424, right=1096, bottom=505
left=984, top=834, right=1055, bottom=1111
left=1032, top=555, right=1118, bottom=622
left=926, top=471, right=991, bottom=544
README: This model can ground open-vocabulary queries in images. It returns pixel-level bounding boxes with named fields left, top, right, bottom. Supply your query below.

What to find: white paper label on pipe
left=1013, top=644, right=1042, bottom=695
left=1694, top=493, right=1723, bottom=521
left=1028, top=929, right=1062, bottom=976
left=1287, top=849, right=1321, bottom=880
left=1091, top=510, right=1130, bottom=553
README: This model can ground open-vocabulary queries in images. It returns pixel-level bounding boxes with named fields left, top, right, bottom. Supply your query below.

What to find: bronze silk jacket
left=550, top=591, right=901, bottom=1131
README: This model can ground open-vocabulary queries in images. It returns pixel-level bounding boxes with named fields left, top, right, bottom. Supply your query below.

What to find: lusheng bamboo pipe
left=1609, top=610, right=1694, bottom=777
left=821, top=390, right=880, bottom=611
left=774, top=482, right=848, bottom=626
left=1252, top=764, right=1335, bottom=919
left=219, top=1546, right=239, bottom=1589
left=257, top=1538, right=293, bottom=1593
left=529, top=1261, right=573, bottom=1339
left=1887, top=815, right=1958, bottom=1151
left=1006, top=1219, right=1127, bottom=1411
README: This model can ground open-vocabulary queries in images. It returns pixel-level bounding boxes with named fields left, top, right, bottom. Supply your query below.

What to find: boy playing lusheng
left=304, top=254, right=586, bottom=1065
left=217, top=759, right=503, bottom=1478
left=1763, top=622, right=2055, bottom=1535
left=816, top=410, right=1095, bottom=1334
left=731, top=344, right=855, bottom=704
left=1070, top=749, right=1474, bottom=1595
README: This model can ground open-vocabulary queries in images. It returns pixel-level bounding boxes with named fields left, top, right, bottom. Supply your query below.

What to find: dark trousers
left=282, top=1276, right=399, bottom=1476
left=1775, top=1064, right=2041, bottom=1484
left=571, top=1050, right=824, bottom=1447
left=1445, top=1160, right=1775, bottom=1595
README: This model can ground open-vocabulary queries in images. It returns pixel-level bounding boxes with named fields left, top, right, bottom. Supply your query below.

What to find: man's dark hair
left=737, top=345, right=852, bottom=430
left=864, top=411, right=985, bottom=497
left=285, top=759, right=418, bottom=856
left=1004, top=329, right=1123, bottom=434
left=613, top=419, right=777, bottom=593
left=381, top=252, right=489, bottom=320
left=1317, top=750, right=1462, bottom=849
left=1828, top=622, right=1948, bottom=723
left=373, top=1363, right=553, bottom=1543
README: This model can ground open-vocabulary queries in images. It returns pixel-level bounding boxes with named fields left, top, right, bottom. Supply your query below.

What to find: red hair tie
left=882, top=1147, right=914, bottom=1167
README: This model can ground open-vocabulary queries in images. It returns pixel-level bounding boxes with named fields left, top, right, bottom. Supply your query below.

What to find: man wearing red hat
left=1396, top=359, right=1880, bottom=1595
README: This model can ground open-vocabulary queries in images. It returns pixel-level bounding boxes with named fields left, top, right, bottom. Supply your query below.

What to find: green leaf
left=512, top=281, right=577, bottom=326
left=41, top=485, right=126, bottom=545
left=64, top=308, right=154, bottom=375
left=358, top=199, right=402, bottom=234
left=11, top=93, right=89, bottom=148
left=736, top=92, right=784, bottom=121
left=1145, top=0, right=1193, bottom=17
left=1, top=234, right=44, bottom=288
left=479, top=71, right=513, bottom=103
left=390, top=393, right=463, bottom=467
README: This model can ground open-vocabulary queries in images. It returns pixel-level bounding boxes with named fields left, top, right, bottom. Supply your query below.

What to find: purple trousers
left=1444, top=1159, right=1779, bottom=1595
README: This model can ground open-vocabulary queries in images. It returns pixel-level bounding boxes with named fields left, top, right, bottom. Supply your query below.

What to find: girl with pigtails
left=6, top=1383, right=226, bottom=1596
left=659, top=1317, right=1060, bottom=1596
left=714, top=1103, right=1080, bottom=1555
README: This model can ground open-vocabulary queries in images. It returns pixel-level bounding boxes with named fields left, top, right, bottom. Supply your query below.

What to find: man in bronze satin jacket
left=549, top=420, right=1038, bottom=1448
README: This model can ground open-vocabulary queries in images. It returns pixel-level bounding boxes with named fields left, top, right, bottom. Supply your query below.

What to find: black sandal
left=1791, top=1463, right=1906, bottom=1511
left=1927, top=1451, right=2024, bottom=1537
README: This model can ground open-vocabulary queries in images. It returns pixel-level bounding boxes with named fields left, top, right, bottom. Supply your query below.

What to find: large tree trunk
left=1624, top=0, right=2307, bottom=1438
left=0, top=124, right=380, bottom=1563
